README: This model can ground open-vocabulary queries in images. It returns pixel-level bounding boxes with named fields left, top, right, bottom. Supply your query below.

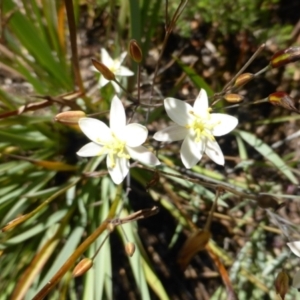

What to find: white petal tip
left=287, top=241, right=300, bottom=257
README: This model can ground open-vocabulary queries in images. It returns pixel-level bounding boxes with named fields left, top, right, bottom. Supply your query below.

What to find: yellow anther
left=101, top=134, right=130, bottom=168
left=187, top=109, right=217, bottom=143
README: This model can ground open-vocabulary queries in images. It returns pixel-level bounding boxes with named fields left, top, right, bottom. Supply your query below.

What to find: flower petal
left=111, top=81, right=121, bottom=93
left=164, top=98, right=193, bottom=126
left=193, top=89, right=209, bottom=115
left=101, top=48, right=114, bottom=68
left=115, top=66, right=134, bottom=77
left=180, top=135, right=204, bottom=168
left=205, top=139, right=224, bottom=165
left=127, top=146, right=160, bottom=165
left=153, top=124, right=188, bottom=142
left=287, top=241, right=300, bottom=257
left=99, top=75, right=109, bottom=88
left=210, top=114, right=238, bottom=136
left=118, top=52, right=127, bottom=65
left=107, top=156, right=129, bottom=184
left=79, top=118, right=112, bottom=144
left=110, top=96, right=126, bottom=136
left=77, top=142, right=106, bottom=157
left=124, top=124, right=148, bottom=147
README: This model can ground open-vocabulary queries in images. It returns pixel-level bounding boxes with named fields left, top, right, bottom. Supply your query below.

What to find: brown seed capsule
left=271, top=46, right=300, bottom=68
left=224, top=93, right=244, bottom=103
left=91, top=58, right=115, bottom=81
left=55, top=111, right=86, bottom=124
left=234, top=73, right=254, bottom=87
left=129, top=39, right=143, bottom=63
left=268, top=92, right=299, bottom=113
left=275, top=270, right=289, bottom=300
left=125, top=242, right=136, bottom=257
left=73, top=258, right=93, bottom=277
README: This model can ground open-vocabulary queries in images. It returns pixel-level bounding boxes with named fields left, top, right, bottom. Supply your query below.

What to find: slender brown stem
left=204, top=189, right=220, bottom=231
left=32, top=220, right=109, bottom=300
left=33, top=186, right=123, bottom=299
left=210, top=44, right=267, bottom=107
left=137, top=163, right=259, bottom=201
left=222, top=43, right=266, bottom=92
left=146, top=0, right=188, bottom=124
left=91, top=232, right=110, bottom=261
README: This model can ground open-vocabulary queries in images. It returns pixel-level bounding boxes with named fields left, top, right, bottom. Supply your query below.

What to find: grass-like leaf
left=236, top=130, right=298, bottom=185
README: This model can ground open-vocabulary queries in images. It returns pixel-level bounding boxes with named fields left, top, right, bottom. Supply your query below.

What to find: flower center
left=97, top=134, right=130, bottom=168
left=109, top=60, right=120, bottom=74
left=187, top=109, right=218, bottom=142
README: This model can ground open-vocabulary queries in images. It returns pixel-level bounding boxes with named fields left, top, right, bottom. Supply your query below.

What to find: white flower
left=287, top=241, right=300, bottom=257
left=77, top=96, right=160, bottom=184
left=153, top=89, right=238, bottom=168
left=94, top=48, right=134, bottom=93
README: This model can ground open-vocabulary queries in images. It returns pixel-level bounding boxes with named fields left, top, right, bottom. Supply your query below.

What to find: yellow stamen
left=187, top=108, right=218, bottom=142
left=102, top=134, right=130, bottom=169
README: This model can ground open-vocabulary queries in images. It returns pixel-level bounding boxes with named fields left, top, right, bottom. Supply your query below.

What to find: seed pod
left=268, top=92, right=299, bottom=113
left=91, top=58, right=115, bottom=81
left=125, top=242, right=136, bottom=257
left=271, top=46, right=300, bottom=68
left=129, top=39, right=143, bottom=63
left=256, top=194, right=284, bottom=211
left=274, top=270, right=289, bottom=300
left=224, top=93, right=244, bottom=103
left=73, top=258, right=93, bottom=277
left=234, top=73, right=254, bottom=87
left=55, top=111, right=86, bottom=124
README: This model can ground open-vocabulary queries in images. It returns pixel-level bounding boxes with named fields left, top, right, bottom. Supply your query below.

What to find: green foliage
left=0, top=0, right=299, bottom=299
left=175, top=0, right=289, bottom=41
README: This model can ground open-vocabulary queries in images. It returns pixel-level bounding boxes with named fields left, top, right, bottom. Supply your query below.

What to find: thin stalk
left=33, top=186, right=122, bottom=300
left=146, top=0, right=188, bottom=123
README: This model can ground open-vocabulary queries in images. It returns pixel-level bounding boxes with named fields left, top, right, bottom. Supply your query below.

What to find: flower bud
left=91, top=58, right=115, bottom=81
left=73, top=258, right=93, bottom=277
left=129, top=40, right=143, bottom=63
left=271, top=46, right=300, bottom=68
left=234, top=73, right=254, bottom=87
left=125, top=242, right=136, bottom=257
left=268, top=92, right=299, bottom=113
left=55, top=111, right=86, bottom=124
left=274, top=270, right=289, bottom=300
left=224, top=93, right=244, bottom=103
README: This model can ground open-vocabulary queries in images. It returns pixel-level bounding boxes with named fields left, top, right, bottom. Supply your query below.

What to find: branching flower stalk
left=3, top=0, right=300, bottom=298
left=146, top=0, right=188, bottom=123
